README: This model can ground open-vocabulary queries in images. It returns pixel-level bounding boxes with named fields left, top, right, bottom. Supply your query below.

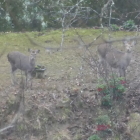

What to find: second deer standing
left=98, top=40, right=135, bottom=77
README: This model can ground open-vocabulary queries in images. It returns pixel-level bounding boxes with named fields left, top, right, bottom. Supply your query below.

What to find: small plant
left=88, top=134, right=101, bottom=140
left=109, top=77, right=126, bottom=99
left=97, top=77, right=126, bottom=101
left=123, top=20, right=136, bottom=30
left=96, top=115, right=112, bottom=137
left=111, top=24, right=119, bottom=31
left=96, top=115, right=110, bottom=125
left=101, top=94, right=112, bottom=108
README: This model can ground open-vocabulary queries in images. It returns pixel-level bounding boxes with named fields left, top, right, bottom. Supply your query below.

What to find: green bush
left=95, top=115, right=112, bottom=137
left=101, top=94, right=112, bottom=108
left=96, top=115, right=110, bottom=125
left=123, top=20, right=136, bottom=30
left=0, top=18, right=12, bottom=32
left=88, top=134, right=101, bottom=140
left=111, top=24, right=119, bottom=31
left=97, top=77, right=126, bottom=107
left=97, top=77, right=126, bottom=99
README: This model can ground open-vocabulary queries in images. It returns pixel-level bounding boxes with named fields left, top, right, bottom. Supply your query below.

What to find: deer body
left=98, top=40, right=135, bottom=77
left=7, top=49, right=40, bottom=86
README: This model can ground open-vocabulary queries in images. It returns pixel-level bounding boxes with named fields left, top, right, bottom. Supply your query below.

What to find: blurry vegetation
left=123, top=20, right=136, bottom=31
left=0, top=0, right=140, bottom=31
left=110, top=24, right=119, bottom=31
left=88, top=134, right=101, bottom=140
left=97, top=77, right=126, bottom=108
left=96, top=115, right=110, bottom=125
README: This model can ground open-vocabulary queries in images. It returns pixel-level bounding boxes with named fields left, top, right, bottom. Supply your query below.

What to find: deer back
left=8, top=51, right=35, bottom=72
left=105, top=49, right=125, bottom=68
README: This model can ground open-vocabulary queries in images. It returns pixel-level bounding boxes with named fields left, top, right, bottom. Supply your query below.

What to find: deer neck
left=124, top=51, right=131, bottom=61
left=29, top=56, right=36, bottom=67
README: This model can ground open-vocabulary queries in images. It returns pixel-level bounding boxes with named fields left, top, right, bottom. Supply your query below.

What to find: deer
left=7, top=49, right=40, bottom=87
left=97, top=40, right=135, bottom=78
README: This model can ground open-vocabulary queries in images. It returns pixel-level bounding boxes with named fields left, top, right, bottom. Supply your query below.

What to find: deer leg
left=124, top=70, right=126, bottom=81
left=119, top=68, right=125, bottom=77
left=28, top=73, right=33, bottom=89
left=25, top=72, right=29, bottom=88
left=25, top=72, right=28, bottom=88
left=119, top=68, right=127, bottom=82
left=26, top=72, right=33, bottom=89
left=11, top=66, right=17, bottom=85
left=100, top=59, right=108, bottom=77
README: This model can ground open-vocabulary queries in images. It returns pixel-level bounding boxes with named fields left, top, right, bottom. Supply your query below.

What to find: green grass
left=0, top=28, right=135, bottom=51
left=0, top=28, right=137, bottom=84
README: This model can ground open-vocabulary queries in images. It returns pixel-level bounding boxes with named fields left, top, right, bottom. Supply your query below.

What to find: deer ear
left=37, top=50, right=40, bottom=53
left=28, top=48, right=31, bottom=52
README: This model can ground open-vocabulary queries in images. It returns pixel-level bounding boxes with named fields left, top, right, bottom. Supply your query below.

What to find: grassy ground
left=0, top=28, right=139, bottom=140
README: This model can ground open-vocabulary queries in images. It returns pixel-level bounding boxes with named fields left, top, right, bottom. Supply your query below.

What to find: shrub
left=123, top=20, right=136, bottom=30
left=101, top=94, right=112, bottom=108
left=88, top=134, right=101, bottom=140
left=111, top=24, right=119, bottom=31
left=96, top=115, right=110, bottom=125
left=96, top=115, right=112, bottom=137
left=97, top=77, right=126, bottom=100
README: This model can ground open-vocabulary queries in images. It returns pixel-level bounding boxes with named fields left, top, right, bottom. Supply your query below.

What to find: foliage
left=97, top=77, right=126, bottom=107
left=96, top=115, right=110, bottom=125
left=111, top=24, right=119, bottom=31
left=0, top=18, right=12, bottom=32
left=96, top=115, right=112, bottom=137
left=123, top=20, right=136, bottom=30
left=101, top=94, right=112, bottom=108
left=0, top=0, right=140, bottom=31
left=88, top=134, right=101, bottom=140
